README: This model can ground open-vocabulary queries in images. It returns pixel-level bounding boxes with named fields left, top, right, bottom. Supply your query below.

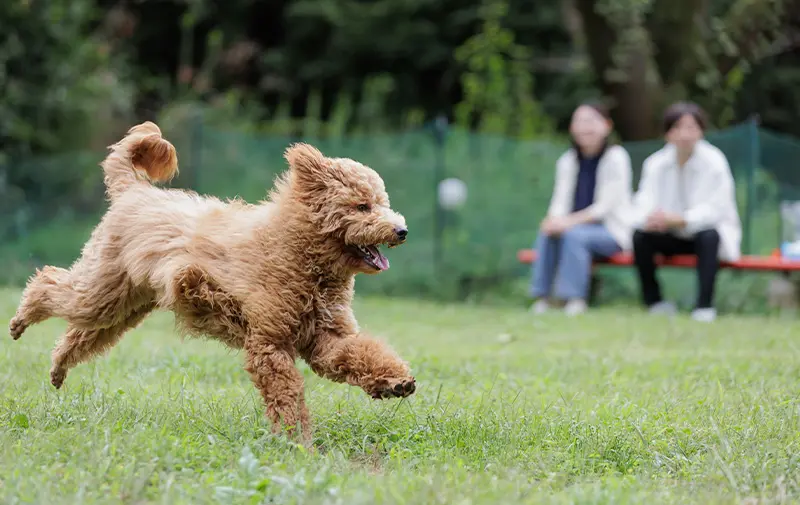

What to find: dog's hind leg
left=244, top=341, right=311, bottom=444
left=9, top=266, right=71, bottom=339
left=49, top=302, right=156, bottom=388
left=306, top=331, right=416, bottom=400
left=11, top=259, right=152, bottom=341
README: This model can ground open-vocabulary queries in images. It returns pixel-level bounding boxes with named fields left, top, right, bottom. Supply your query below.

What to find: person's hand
left=541, top=216, right=572, bottom=236
left=661, top=211, right=686, bottom=229
left=645, top=210, right=685, bottom=232
left=540, top=217, right=555, bottom=235
left=644, top=210, right=668, bottom=232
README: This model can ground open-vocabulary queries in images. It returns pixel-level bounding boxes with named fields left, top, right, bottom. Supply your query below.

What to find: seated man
left=630, top=102, right=742, bottom=322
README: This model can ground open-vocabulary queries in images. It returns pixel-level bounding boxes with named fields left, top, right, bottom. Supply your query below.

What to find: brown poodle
left=8, top=121, right=416, bottom=442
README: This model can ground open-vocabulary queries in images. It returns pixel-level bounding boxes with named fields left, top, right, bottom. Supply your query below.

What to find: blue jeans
left=529, top=223, right=622, bottom=300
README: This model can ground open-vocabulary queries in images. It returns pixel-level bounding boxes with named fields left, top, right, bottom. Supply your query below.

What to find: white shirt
left=631, top=139, right=742, bottom=261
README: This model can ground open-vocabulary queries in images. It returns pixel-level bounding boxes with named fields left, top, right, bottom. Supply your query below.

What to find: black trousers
left=632, top=229, right=721, bottom=309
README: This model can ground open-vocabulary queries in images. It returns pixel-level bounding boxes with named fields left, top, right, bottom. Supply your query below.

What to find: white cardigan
left=547, top=144, right=634, bottom=251
left=630, top=139, right=742, bottom=261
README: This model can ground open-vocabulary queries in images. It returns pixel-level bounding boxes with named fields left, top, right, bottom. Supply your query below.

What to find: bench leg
left=588, top=272, right=601, bottom=306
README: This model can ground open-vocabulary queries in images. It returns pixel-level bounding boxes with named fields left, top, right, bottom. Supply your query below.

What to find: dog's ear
left=131, top=133, right=179, bottom=182
left=284, top=143, right=326, bottom=177
left=284, top=142, right=339, bottom=197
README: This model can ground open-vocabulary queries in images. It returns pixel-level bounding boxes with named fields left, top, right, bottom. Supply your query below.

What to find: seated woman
left=529, top=101, right=633, bottom=316
left=629, top=101, right=741, bottom=323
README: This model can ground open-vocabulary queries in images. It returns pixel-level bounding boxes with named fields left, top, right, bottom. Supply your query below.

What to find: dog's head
left=283, top=143, right=407, bottom=275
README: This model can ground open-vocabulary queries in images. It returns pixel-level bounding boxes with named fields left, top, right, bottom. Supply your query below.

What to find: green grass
left=1, top=288, right=799, bottom=504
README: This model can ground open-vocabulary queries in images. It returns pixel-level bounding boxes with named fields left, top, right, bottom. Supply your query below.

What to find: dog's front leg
left=243, top=340, right=311, bottom=444
left=306, top=331, right=416, bottom=400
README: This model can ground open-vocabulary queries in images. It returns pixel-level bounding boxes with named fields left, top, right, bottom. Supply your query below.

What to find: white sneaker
left=648, top=301, right=677, bottom=316
left=530, top=299, right=550, bottom=315
left=564, top=299, right=587, bottom=317
left=691, top=308, right=717, bottom=323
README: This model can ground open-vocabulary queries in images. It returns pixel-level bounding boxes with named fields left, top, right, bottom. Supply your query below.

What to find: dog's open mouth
left=353, top=244, right=390, bottom=271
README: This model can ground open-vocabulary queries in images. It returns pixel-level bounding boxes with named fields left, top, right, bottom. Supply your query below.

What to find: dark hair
left=663, top=101, right=707, bottom=133
left=576, top=100, right=612, bottom=121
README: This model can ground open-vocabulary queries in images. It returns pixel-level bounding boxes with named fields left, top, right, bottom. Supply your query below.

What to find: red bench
left=517, top=249, right=800, bottom=272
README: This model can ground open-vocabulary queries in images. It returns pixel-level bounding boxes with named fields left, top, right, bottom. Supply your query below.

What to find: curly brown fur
left=171, top=265, right=249, bottom=349
left=8, top=122, right=414, bottom=443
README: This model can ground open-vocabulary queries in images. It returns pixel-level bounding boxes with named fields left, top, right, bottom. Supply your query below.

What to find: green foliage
left=326, top=91, right=357, bottom=138
left=351, top=74, right=397, bottom=136
left=594, top=0, right=793, bottom=130
left=156, top=75, right=416, bottom=141
left=453, top=0, right=553, bottom=138
left=0, top=0, right=134, bottom=159
left=2, top=0, right=797, bottom=152
left=689, top=0, right=789, bottom=127
left=0, top=0, right=138, bottom=245
left=594, top=0, right=655, bottom=84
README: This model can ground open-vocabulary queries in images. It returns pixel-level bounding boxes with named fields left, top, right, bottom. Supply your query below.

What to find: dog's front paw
left=9, top=317, right=26, bottom=340
left=50, top=367, right=66, bottom=389
left=369, top=376, right=416, bottom=400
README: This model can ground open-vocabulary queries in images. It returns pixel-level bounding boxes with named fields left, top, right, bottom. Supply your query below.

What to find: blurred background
left=2, top=0, right=800, bottom=311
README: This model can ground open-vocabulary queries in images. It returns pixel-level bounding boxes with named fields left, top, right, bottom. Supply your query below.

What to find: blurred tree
left=2, top=0, right=799, bottom=151
left=734, top=0, right=800, bottom=136
left=571, top=0, right=795, bottom=139
left=453, top=0, right=554, bottom=138
left=94, top=0, right=578, bottom=130
left=0, top=0, right=135, bottom=158
left=0, top=0, right=135, bottom=224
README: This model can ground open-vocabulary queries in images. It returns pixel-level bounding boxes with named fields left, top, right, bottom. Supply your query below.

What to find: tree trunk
left=646, top=0, right=707, bottom=90
left=573, top=0, right=661, bottom=140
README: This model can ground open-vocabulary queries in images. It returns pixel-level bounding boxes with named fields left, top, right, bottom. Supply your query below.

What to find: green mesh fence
left=2, top=117, right=799, bottom=302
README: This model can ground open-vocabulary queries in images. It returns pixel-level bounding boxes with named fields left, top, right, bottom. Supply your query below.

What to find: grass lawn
left=1, top=288, right=799, bottom=504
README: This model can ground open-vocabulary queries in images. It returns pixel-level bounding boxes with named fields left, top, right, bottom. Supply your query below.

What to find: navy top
left=572, top=144, right=607, bottom=213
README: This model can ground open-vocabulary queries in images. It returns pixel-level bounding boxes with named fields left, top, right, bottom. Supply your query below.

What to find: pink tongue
left=367, top=246, right=390, bottom=270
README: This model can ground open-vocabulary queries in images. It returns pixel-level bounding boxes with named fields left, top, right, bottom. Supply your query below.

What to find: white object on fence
left=438, top=177, right=468, bottom=210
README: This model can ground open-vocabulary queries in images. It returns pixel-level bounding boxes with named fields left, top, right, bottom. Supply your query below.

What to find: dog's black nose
left=395, top=227, right=408, bottom=239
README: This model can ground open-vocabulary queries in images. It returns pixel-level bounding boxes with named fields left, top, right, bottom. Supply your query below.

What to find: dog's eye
left=356, top=204, right=370, bottom=212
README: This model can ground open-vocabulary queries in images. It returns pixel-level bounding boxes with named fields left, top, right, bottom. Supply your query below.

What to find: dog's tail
left=101, top=121, right=179, bottom=201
